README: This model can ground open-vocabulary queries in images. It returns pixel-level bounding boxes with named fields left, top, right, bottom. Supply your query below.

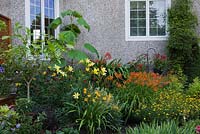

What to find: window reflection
left=30, top=0, right=55, bottom=42
left=149, top=0, right=166, bottom=36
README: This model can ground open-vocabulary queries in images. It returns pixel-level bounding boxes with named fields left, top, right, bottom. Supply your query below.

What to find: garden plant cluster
left=0, top=0, right=200, bottom=133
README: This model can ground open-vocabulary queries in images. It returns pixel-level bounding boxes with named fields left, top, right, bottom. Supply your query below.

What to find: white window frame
left=125, top=0, right=171, bottom=41
left=25, top=0, right=60, bottom=39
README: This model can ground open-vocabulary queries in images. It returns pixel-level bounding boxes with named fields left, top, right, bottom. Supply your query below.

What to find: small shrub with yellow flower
left=136, top=89, right=200, bottom=123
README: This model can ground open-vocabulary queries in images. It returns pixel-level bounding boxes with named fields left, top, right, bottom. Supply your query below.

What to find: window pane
left=138, top=1, right=146, bottom=9
left=150, top=28, right=157, bottom=36
left=130, top=11, right=137, bottom=18
left=138, top=11, right=146, bottom=18
left=130, top=1, right=146, bottom=36
left=149, top=0, right=166, bottom=36
left=30, top=0, right=41, bottom=42
left=139, top=28, right=146, bottom=36
left=44, top=0, right=55, bottom=37
left=138, top=19, right=146, bottom=27
left=130, top=28, right=137, bottom=36
left=130, top=2, right=137, bottom=10
left=130, top=19, right=137, bottom=27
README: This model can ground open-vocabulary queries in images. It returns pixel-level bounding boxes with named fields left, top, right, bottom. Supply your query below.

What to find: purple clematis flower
left=0, top=66, right=4, bottom=73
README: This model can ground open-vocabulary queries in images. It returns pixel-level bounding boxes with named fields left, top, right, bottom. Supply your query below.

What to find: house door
left=0, top=14, right=11, bottom=64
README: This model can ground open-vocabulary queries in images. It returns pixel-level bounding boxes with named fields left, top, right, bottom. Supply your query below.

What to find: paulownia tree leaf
left=67, top=50, right=88, bottom=60
left=77, top=18, right=90, bottom=31
left=48, top=17, right=62, bottom=30
left=84, top=43, right=99, bottom=58
left=61, top=10, right=82, bottom=18
left=59, top=31, right=76, bottom=45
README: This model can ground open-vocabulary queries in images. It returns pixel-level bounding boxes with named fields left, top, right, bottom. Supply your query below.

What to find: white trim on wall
left=125, top=0, right=171, bottom=41
left=25, top=0, right=31, bottom=29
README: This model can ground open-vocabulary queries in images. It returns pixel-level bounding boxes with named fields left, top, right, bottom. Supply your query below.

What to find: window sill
left=125, top=36, right=168, bottom=41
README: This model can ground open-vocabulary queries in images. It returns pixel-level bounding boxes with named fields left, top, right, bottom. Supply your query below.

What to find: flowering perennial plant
left=64, top=87, right=122, bottom=134
left=125, top=72, right=170, bottom=91
left=153, top=53, right=168, bottom=72
left=137, top=89, right=200, bottom=123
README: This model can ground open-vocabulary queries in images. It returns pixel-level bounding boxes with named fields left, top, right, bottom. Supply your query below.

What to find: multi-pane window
left=126, top=0, right=171, bottom=40
left=130, top=1, right=146, bottom=36
left=30, top=0, right=56, bottom=42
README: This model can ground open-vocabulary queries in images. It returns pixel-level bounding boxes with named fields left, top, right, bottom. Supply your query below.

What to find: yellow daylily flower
left=84, top=98, right=88, bottom=102
left=88, top=62, right=95, bottom=67
left=60, top=71, right=67, bottom=77
left=43, top=71, right=47, bottom=75
left=15, top=83, right=22, bottom=87
left=101, top=67, right=107, bottom=76
left=68, top=66, right=73, bottom=72
left=79, top=60, right=84, bottom=64
left=93, top=68, right=99, bottom=75
left=51, top=73, right=56, bottom=77
left=85, top=58, right=90, bottom=64
left=73, top=92, right=80, bottom=99
left=85, top=67, right=90, bottom=72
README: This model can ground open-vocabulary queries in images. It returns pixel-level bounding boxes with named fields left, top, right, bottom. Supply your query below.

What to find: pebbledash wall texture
left=0, top=0, right=200, bottom=63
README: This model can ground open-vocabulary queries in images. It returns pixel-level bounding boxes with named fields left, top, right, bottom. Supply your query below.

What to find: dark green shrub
left=167, top=0, right=200, bottom=82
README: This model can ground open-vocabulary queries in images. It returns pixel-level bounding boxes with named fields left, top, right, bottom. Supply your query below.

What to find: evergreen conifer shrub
left=167, top=0, right=200, bottom=82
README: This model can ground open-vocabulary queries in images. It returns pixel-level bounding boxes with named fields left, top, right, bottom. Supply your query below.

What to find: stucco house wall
left=0, top=0, right=25, bottom=29
left=0, top=0, right=200, bottom=63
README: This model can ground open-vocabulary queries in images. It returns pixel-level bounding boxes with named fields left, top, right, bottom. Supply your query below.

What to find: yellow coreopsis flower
left=93, top=68, right=99, bottom=75
left=68, top=66, right=73, bottom=72
left=95, top=90, right=101, bottom=97
left=83, top=88, right=87, bottom=94
left=107, top=93, right=112, bottom=102
left=87, top=94, right=91, bottom=98
left=92, top=98, right=96, bottom=102
left=103, top=96, right=107, bottom=101
left=73, top=92, right=80, bottom=99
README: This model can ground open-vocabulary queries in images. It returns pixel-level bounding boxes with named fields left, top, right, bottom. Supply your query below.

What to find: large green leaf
left=67, top=50, right=88, bottom=60
left=77, top=18, right=90, bottom=31
left=59, top=31, right=76, bottom=45
left=61, top=10, right=82, bottom=18
left=84, top=43, right=99, bottom=58
left=48, top=17, right=62, bottom=29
